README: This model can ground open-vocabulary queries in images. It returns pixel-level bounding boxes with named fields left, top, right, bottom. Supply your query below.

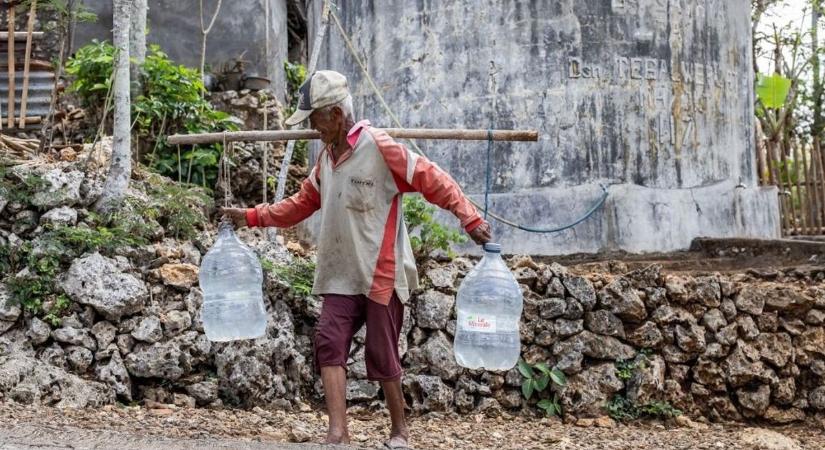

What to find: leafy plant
left=756, top=73, right=793, bottom=110
left=269, top=257, right=316, bottom=297
left=66, top=42, right=238, bottom=188
left=284, top=60, right=308, bottom=115
left=142, top=175, right=213, bottom=239
left=615, top=351, right=650, bottom=381
left=403, top=195, right=468, bottom=260
left=518, top=359, right=567, bottom=416
left=606, top=395, right=682, bottom=421
left=64, top=39, right=114, bottom=110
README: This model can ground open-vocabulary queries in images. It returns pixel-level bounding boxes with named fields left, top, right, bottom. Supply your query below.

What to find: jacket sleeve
left=369, top=128, right=483, bottom=232
left=246, top=166, right=321, bottom=228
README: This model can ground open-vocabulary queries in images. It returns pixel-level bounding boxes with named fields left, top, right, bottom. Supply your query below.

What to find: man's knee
left=314, top=327, right=349, bottom=368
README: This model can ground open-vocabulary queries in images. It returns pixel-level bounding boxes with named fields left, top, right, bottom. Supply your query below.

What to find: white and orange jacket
left=246, top=120, right=483, bottom=306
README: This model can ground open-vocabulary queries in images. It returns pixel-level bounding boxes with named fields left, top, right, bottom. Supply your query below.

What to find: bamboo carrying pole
left=0, top=30, right=41, bottom=39
left=6, top=1, right=15, bottom=129
left=168, top=128, right=539, bottom=145
left=17, top=0, right=34, bottom=128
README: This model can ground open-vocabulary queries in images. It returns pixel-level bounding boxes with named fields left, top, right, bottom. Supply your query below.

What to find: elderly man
left=222, top=70, right=491, bottom=449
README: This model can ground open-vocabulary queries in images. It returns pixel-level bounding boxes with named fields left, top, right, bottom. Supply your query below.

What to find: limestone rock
left=724, top=343, right=777, bottom=388
left=125, top=331, right=210, bottom=381
left=65, top=346, right=94, bottom=373
left=52, top=327, right=96, bottom=350
left=95, top=352, right=132, bottom=400
left=736, top=315, right=760, bottom=340
left=0, top=354, right=113, bottom=407
left=554, top=319, right=583, bottom=338
left=675, top=323, right=706, bottom=354
left=157, top=263, right=199, bottom=289
left=537, top=297, right=566, bottom=320
left=734, top=285, right=766, bottom=315
left=415, top=290, right=454, bottom=329
left=796, top=327, right=825, bottom=357
left=162, top=310, right=192, bottom=336
left=809, top=386, right=825, bottom=410
left=30, top=168, right=84, bottom=208
left=0, top=285, right=21, bottom=322
left=754, top=333, right=793, bottom=368
left=626, top=354, right=665, bottom=405
left=405, top=375, right=454, bottom=412
left=425, top=266, right=458, bottom=291
left=39, top=206, right=78, bottom=226
left=421, top=331, right=462, bottom=380
left=346, top=380, right=379, bottom=401
left=131, top=316, right=163, bottom=343
left=26, top=318, right=51, bottom=345
left=91, top=321, right=117, bottom=349
left=626, top=321, right=664, bottom=349
left=737, top=427, right=801, bottom=450
left=558, top=363, right=624, bottom=417
left=651, top=305, right=694, bottom=325
left=701, top=309, right=727, bottom=333
left=763, top=406, right=806, bottom=424
left=185, top=380, right=219, bottom=405
left=762, top=284, right=814, bottom=316
left=584, top=310, right=625, bottom=338
left=553, top=331, right=634, bottom=361
left=562, top=275, right=596, bottom=310
left=805, top=309, right=825, bottom=325
left=736, top=384, right=771, bottom=416
left=59, top=253, right=147, bottom=321
left=598, top=278, right=646, bottom=322
left=563, top=298, right=584, bottom=320
left=772, top=378, right=795, bottom=405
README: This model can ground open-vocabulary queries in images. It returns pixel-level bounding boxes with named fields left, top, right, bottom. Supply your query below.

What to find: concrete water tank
left=310, top=0, right=780, bottom=255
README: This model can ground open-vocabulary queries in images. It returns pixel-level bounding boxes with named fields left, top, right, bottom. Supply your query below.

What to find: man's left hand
left=468, top=220, right=492, bottom=245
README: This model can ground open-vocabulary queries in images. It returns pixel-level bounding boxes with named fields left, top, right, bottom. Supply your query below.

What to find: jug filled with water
left=453, top=243, right=522, bottom=370
left=199, top=220, right=267, bottom=341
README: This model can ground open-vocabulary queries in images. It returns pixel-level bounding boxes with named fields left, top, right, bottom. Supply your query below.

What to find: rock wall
left=305, top=0, right=780, bottom=255
left=2, top=160, right=825, bottom=425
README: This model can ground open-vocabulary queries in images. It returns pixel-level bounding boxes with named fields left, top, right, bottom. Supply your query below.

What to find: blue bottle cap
left=483, top=243, right=501, bottom=253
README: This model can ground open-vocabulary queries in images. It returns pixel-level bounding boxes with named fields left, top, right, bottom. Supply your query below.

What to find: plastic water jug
left=199, top=220, right=267, bottom=341
left=453, top=243, right=522, bottom=370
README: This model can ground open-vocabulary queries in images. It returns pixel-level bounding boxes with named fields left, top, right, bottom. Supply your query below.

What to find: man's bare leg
left=321, top=366, right=350, bottom=444
left=381, top=379, right=410, bottom=447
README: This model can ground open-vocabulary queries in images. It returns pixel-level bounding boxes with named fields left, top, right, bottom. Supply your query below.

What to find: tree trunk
left=129, top=0, right=147, bottom=97
left=95, top=0, right=132, bottom=213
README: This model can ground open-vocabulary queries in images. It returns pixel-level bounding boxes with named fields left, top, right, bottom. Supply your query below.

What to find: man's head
left=284, top=70, right=354, bottom=144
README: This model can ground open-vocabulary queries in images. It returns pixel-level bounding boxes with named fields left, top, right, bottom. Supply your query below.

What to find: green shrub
left=606, top=395, right=682, bottom=421
left=403, top=195, right=467, bottom=260
left=141, top=174, right=213, bottom=240
left=267, top=256, right=316, bottom=297
left=518, top=359, right=567, bottom=416
left=64, top=39, right=114, bottom=110
left=66, top=42, right=238, bottom=188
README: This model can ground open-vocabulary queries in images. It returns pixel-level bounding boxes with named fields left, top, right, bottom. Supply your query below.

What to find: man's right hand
left=220, top=207, right=248, bottom=228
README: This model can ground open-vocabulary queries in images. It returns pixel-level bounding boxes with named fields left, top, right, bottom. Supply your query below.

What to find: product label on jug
left=459, top=312, right=497, bottom=333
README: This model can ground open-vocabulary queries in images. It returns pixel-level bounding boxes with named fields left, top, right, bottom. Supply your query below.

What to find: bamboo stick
left=777, top=141, right=793, bottom=235
left=800, top=140, right=817, bottom=235
left=167, top=128, right=540, bottom=145
left=6, top=2, right=15, bottom=128
left=792, top=141, right=806, bottom=235
left=0, top=30, right=41, bottom=39
left=17, top=0, right=34, bottom=129
left=816, top=138, right=825, bottom=228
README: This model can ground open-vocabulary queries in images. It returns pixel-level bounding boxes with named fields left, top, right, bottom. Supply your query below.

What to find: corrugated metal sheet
left=0, top=70, right=55, bottom=119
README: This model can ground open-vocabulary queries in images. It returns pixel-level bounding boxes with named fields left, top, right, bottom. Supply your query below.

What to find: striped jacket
left=246, top=120, right=483, bottom=305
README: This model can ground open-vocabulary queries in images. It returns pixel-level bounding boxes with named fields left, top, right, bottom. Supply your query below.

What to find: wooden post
left=7, top=1, right=15, bottom=129
left=167, top=128, right=540, bottom=145
left=17, top=0, right=34, bottom=129
left=800, top=140, right=816, bottom=235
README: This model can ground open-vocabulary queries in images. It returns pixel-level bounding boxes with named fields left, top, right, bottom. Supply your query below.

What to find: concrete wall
left=306, top=0, right=780, bottom=255
left=73, top=0, right=288, bottom=102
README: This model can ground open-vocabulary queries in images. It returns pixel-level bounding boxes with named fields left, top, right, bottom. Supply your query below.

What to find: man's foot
left=383, top=433, right=411, bottom=449
left=324, top=430, right=351, bottom=445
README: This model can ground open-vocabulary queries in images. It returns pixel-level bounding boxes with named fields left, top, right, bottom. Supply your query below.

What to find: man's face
left=309, top=107, right=344, bottom=145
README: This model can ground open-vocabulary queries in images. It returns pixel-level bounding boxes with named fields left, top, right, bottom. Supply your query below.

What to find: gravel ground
left=1, top=402, right=825, bottom=450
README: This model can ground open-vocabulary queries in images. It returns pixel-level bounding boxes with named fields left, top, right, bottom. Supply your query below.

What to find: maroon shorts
left=313, top=292, right=404, bottom=381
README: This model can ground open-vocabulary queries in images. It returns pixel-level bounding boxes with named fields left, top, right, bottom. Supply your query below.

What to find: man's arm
left=221, top=167, right=321, bottom=228
left=369, top=128, right=492, bottom=243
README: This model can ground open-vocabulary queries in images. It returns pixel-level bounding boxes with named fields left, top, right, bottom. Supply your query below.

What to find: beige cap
left=285, top=70, right=350, bottom=126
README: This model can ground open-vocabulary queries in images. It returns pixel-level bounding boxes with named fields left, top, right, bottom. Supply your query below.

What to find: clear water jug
left=454, top=243, right=522, bottom=370
left=199, top=220, right=267, bottom=341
